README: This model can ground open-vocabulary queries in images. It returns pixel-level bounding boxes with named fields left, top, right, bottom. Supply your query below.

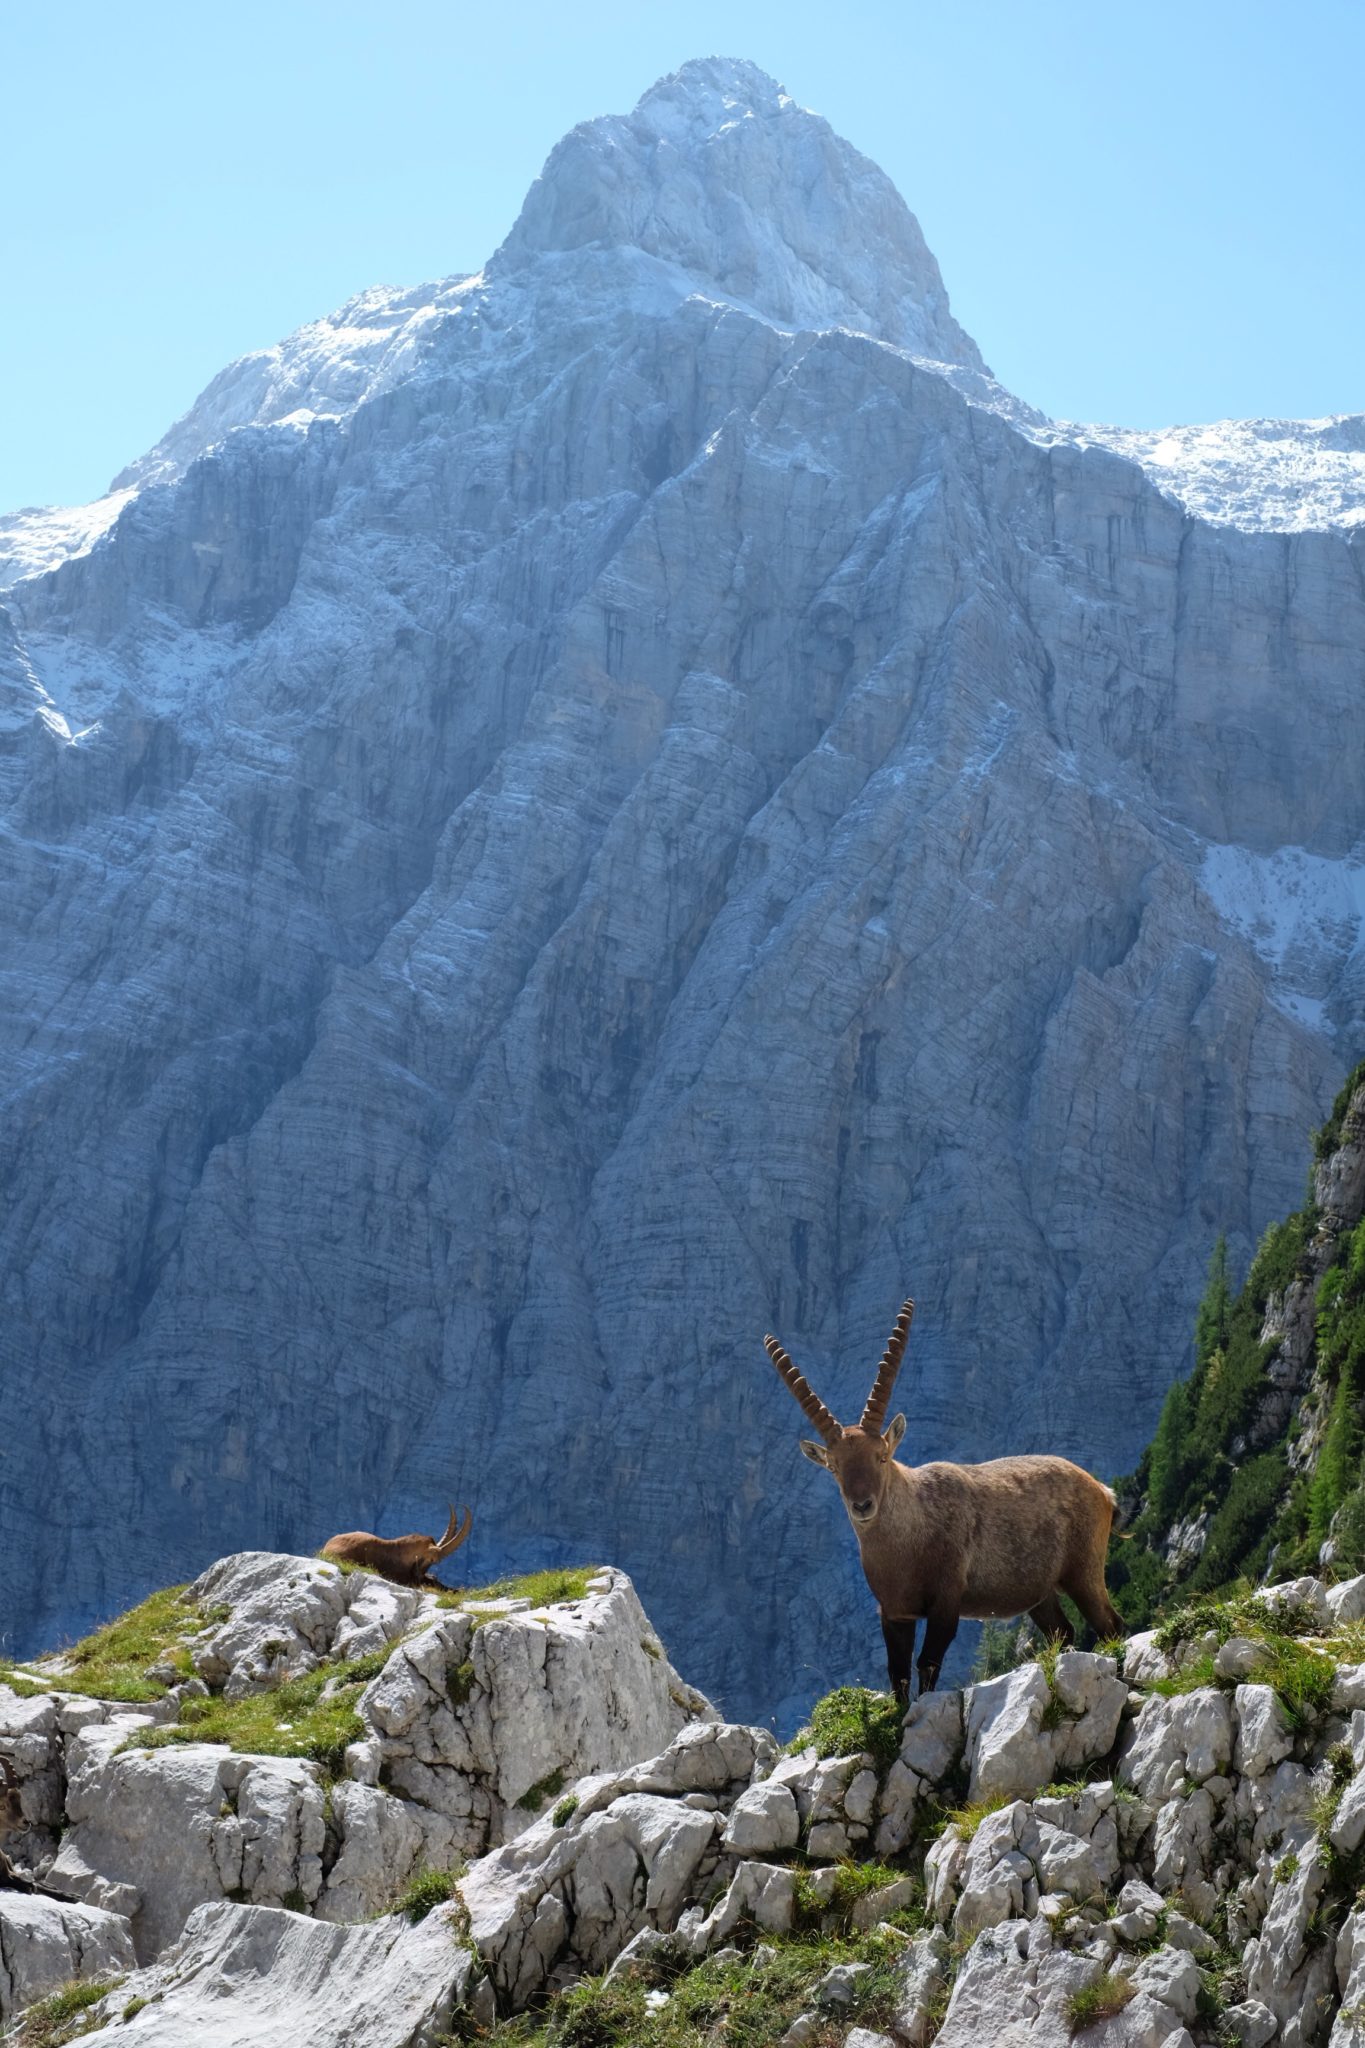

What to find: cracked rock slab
left=74, top=1899, right=474, bottom=2047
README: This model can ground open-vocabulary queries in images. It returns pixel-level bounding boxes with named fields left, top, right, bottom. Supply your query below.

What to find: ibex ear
left=799, top=1438, right=830, bottom=1468
left=883, top=1413, right=907, bottom=1454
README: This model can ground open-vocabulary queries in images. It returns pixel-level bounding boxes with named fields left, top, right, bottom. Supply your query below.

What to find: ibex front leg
left=917, top=1601, right=960, bottom=1696
left=880, top=1611, right=917, bottom=1706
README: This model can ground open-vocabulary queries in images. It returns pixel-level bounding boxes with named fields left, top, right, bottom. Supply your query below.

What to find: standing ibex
left=321, top=1504, right=472, bottom=1589
left=765, top=1299, right=1123, bottom=1699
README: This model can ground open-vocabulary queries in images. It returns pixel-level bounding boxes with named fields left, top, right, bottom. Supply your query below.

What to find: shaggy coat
left=766, top=1300, right=1122, bottom=1697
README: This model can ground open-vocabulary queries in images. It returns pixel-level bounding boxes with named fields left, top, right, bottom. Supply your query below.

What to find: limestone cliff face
left=1, top=60, right=1363, bottom=1725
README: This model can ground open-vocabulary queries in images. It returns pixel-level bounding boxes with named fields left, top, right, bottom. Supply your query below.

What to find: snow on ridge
left=0, top=491, right=135, bottom=594
left=2, top=55, right=1360, bottom=591
left=919, top=359, right=1365, bottom=534
left=1051, top=413, right=1365, bottom=535
left=112, top=273, right=483, bottom=494
left=1201, top=841, right=1365, bottom=1027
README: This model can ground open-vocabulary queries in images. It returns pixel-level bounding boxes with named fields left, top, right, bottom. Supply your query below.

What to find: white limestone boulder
left=1328, top=1578, right=1365, bottom=1626
left=459, top=1783, right=722, bottom=2006
left=1235, top=1683, right=1294, bottom=1779
left=359, top=1566, right=713, bottom=1855
left=0, top=1892, right=135, bottom=2023
left=1050, top=1653, right=1128, bottom=1755
left=1032, top=1782, right=1121, bottom=1892
left=1118, top=1688, right=1233, bottom=1801
left=892, top=1928, right=950, bottom=2046
left=1123, top=1631, right=1216, bottom=1686
left=965, top=1666, right=1055, bottom=1803
left=1255, top=1579, right=1334, bottom=1631
left=187, top=1551, right=428, bottom=1697
left=1244, top=1836, right=1336, bottom=2043
left=45, top=1727, right=327, bottom=1961
left=721, top=1780, right=799, bottom=1854
left=72, top=1898, right=474, bottom=2047
left=313, top=1780, right=452, bottom=1925
left=932, top=1915, right=1184, bottom=2048
left=1126, top=1945, right=1202, bottom=2025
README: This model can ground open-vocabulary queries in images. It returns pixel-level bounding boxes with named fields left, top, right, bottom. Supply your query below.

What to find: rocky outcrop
left=0, top=1555, right=710, bottom=1982
left=16, top=1557, right=1365, bottom=2044
left=0, top=1894, right=134, bottom=2026
left=73, top=1900, right=475, bottom=2048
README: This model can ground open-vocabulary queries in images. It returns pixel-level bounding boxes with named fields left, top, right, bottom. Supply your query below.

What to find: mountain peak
left=489, top=56, right=985, bottom=368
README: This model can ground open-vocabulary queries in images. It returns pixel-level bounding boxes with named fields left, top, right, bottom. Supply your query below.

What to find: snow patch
left=1200, top=842, right=1365, bottom=1024
left=0, top=491, right=135, bottom=592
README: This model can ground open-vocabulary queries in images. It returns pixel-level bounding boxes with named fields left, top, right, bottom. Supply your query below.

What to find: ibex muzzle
left=766, top=1297, right=1123, bottom=1699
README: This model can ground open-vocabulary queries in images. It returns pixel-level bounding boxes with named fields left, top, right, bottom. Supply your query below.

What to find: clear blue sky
left=5, top=0, right=1361, bottom=511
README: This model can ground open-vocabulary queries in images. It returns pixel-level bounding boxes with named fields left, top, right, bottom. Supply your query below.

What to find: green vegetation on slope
left=0, top=1585, right=219, bottom=1703
left=1110, top=1060, right=1365, bottom=1628
left=457, top=1923, right=912, bottom=2048
left=120, top=1647, right=392, bottom=1777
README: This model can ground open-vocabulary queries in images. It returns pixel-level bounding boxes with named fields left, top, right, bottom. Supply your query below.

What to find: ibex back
left=321, top=1504, right=472, bottom=1590
left=765, top=1299, right=1123, bottom=1698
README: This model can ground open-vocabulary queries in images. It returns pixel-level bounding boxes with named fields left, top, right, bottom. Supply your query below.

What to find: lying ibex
left=765, top=1299, right=1123, bottom=1699
left=321, top=1504, right=472, bottom=1590
left=0, top=1756, right=36, bottom=1891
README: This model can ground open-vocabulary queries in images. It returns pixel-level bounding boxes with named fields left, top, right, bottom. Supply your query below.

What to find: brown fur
left=767, top=1300, right=1123, bottom=1698
left=1, top=1756, right=37, bottom=1891
left=321, top=1504, right=472, bottom=1590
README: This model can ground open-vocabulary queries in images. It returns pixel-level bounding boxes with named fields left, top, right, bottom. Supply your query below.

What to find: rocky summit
left=2, top=58, right=1364, bottom=1723
left=6, top=1553, right=1365, bottom=2045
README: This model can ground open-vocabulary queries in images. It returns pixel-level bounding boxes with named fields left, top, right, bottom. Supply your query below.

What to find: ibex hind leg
left=1029, top=1594, right=1075, bottom=1646
left=1061, top=1570, right=1124, bottom=1643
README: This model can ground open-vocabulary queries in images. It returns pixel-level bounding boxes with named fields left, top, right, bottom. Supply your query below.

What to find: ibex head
left=409, top=1504, right=473, bottom=1573
left=765, top=1300, right=914, bottom=1530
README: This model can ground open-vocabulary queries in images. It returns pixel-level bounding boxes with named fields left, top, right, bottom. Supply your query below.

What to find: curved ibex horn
left=764, top=1333, right=841, bottom=1445
left=436, top=1504, right=473, bottom=1558
left=860, top=1298, right=915, bottom=1434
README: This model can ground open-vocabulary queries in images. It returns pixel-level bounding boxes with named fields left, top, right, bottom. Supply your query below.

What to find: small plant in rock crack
left=1065, top=1973, right=1136, bottom=2033
left=390, top=1865, right=467, bottom=1924
left=517, top=1769, right=568, bottom=1814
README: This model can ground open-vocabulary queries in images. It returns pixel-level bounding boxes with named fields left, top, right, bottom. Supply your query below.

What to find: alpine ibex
left=1, top=1756, right=36, bottom=1891
left=321, top=1504, right=472, bottom=1590
left=765, top=1299, right=1123, bottom=1699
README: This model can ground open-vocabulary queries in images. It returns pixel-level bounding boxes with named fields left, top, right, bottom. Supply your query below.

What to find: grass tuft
left=484, top=1922, right=911, bottom=2047
left=391, top=1864, right=467, bottom=1924
left=932, top=1791, right=1011, bottom=1841
left=790, top=1860, right=919, bottom=1934
left=117, top=1649, right=389, bottom=1778
left=1066, top=1973, right=1136, bottom=2033
left=435, top=1566, right=599, bottom=1613
left=790, top=1685, right=906, bottom=1771
left=10, top=1977, right=122, bottom=2046
left=517, top=1768, right=568, bottom=1814
left=13, top=1587, right=211, bottom=1703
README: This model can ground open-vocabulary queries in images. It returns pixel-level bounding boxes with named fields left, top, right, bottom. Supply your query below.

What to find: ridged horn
left=436, top=1504, right=472, bottom=1558
left=860, top=1298, right=915, bottom=1434
left=764, top=1333, right=841, bottom=1444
